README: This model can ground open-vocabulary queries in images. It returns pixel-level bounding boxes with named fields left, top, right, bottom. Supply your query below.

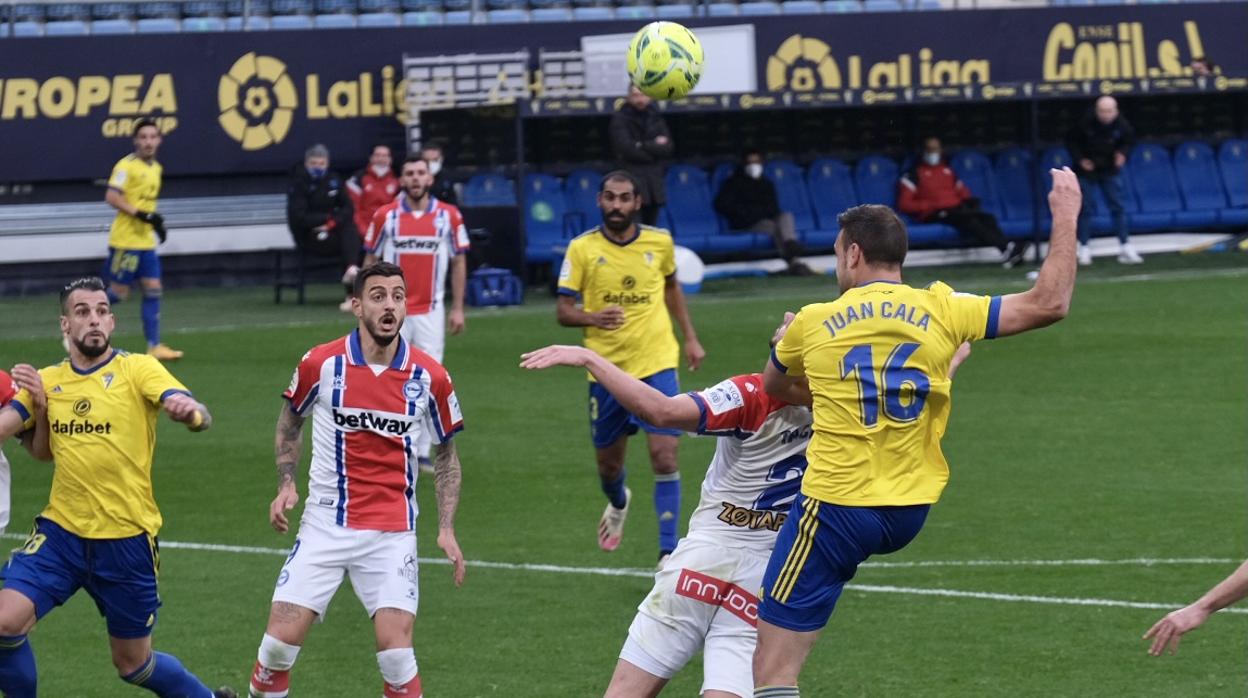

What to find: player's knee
left=649, top=447, right=679, bottom=475
left=110, top=284, right=131, bottom=301
left=258, top=633, right=302, bottom=671
left=110, top=647, right=149, bottom=676
left=376, top=647, right=418, bottom=687
left=0, top=593, right=37, bottom=636
left=374, top=609, right=414, bottom=649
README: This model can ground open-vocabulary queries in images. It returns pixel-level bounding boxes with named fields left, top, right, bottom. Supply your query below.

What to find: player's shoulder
left=638, top=224, right=672, bottom=239
left=375, top=198, right=401, bottom=216
left=402, top=344, right=452, bottom=382
left=433, top=198, right=463, bottom=216
left=301, top=335, right=352, bottom=366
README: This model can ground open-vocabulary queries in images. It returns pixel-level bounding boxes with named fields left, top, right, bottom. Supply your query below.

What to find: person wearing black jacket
left=1067, top=96, right=1142, bottom=265
left=609, top=86, right=672, bottom=226
left=420, top=141, right=458, bottom=206
left=713, top=150, right=813, bottom=275
left=287, top=143, right=360, bottom=310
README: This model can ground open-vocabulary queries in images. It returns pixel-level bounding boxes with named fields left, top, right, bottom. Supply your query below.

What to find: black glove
left=135, top=211, right=167, bottom=243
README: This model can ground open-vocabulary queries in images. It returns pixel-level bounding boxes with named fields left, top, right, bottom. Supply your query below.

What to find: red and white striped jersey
left=283, top=330, right=464, bottom=532
left=684, top=374, right=812, bottom=551
left=366, top=196, right=470, bottom=316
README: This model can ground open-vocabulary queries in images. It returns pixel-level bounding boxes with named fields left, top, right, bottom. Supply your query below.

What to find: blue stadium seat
left=1170, top=142, right=1225, bottom=229
left=1217, top=139, right=1247, bottom=226
left=184, top=0, right=226, bottom=16
left=443, top=10, right=473, bottom=23
left=45, top=3, right=90, bottom=20
left=740, top=1, right=781, bottom=14
left=316, top=0, right=357, bottom=12
left=572, top=6, right=614, bottom=18
left=764, top=160, right=816, bottom=233
left=710, top=162, right=735, bottom=193
left=855, top=154, right=954, bottom=245
left=137, top=17, right=181, bottom=31
left=863, top=0, right=902, bottom=10
left=139, top=1, right=181, bottom=18
left=92, top=3, right=134, bottom=20
left=1124, top=144, right=1178, bottom=231
left=781, top=0, right=823, bottom=13
left=916, top=0, right=942, bottom=8
left=270, top=14, right=314, bottom=27
left=13, top=21, right=44, bottom=36
left=314, top=13, right=356, bottom=26
left=463, top=173, right=516, bottom=206
left=45, top=20, right=90, bottom=35
left=949, top=149, right=1003, bottom=219
left=654, top=3, right=693, bottom=17
left=563, top=168, right=600, bottom=229
left=806, top=158, right=858, bottom=248
left=614, top=4, right=656, bottom=19
left=823, top=0, right=861, bottom=11
left=994, top=147, right=1040, bottom=238
left=359, top=0, right=399, bottom=10
left=524, top=174, right=569, bottom=263
left=665, top=165, right=721, bottom=253
left=532, top=7, right=574, bottom=20
left=270, top=0, right=312, bottom=13
left=91, top=19, right=135, bottom=33
left=486, top=8, right=529, bottom=21
left=402, top=10, right=443, bottom=24
left=226, top=15, right=272, bottom=28
left=357, top=11, right=400, bottom=24
left=706, top=2, right=739, bottom=15
left=12, top=3, right=45, bottom=21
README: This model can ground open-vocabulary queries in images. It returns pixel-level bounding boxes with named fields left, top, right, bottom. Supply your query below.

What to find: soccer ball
left=626, top=21, right=705, bottom=100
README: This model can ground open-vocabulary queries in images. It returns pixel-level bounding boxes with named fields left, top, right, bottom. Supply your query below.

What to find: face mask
left=427, top=159, right=443, bottom=176
left=307, top=167, right=326, bottom=179
left=745, top=163, right=764, bottom=179
left=371, top=165, right=390, bottom=178
left=923, top=153, right=941, bottom=166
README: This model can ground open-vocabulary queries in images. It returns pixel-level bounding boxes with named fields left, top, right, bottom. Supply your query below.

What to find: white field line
left=3, top=534, right=1241, bottom=614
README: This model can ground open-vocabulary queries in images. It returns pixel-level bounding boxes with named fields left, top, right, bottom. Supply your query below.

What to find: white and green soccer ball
left=626, top=21, right=705, bottom=100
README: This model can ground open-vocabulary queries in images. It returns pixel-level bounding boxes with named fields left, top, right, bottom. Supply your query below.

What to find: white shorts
left=271, top=512, right=419, bottom=618
left=619, top=537, right=769, bottom=697
left=401, top=308, right=444, bottom=363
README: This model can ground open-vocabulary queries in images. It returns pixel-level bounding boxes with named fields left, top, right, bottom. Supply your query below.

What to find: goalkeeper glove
left=135, top=211, right=167, bottom=244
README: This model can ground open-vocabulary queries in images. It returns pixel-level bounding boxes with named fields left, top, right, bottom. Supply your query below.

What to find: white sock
left=258, top=633, right=301, bottom=670
left=377, top=647, right=419, bottom=688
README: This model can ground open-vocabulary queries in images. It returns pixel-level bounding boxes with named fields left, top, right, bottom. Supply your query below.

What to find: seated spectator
left=713, top=149, right=814, bottom=276
left=347, top=143, right=399, bottom=246
left=286, top=143, right=359, bottom=311
left=898, top=137, right=1027, bottom=268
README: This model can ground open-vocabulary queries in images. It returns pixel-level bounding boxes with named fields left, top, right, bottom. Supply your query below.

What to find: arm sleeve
left=8, top=389, right=36, bottom=430
left=659, top=236, right=676, bottom=277
left=609, top=114, right=653, bottom=164
left=425, top=367, right=465, bottom=445
left=449, top=207, right=470, bottom=255
left=365, top=207, right=389, bottom=254
left=0, top=371, right=15, bottom=406
left=556, top=241, right=584, bottom=298
left=134, top=356, right=192, bottom=406
left=1118, top=117, right=1135, bottom=152
left=107, top=161, right=129, bottom=193
left=897, top=175, right=926, bottom=218
left=287, top=182, right=310, bottom=234
left=642, top=118, right=674, bottom=158
left=687, top=375, right=769, bottom=438
left=282, top=350, right=322, bottom=416
left=771, top=309, right=807, bottom=376
left=939, top=283, right=1002, bottom=343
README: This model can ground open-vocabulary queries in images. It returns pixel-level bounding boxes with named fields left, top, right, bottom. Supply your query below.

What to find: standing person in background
left=420, top=142, right=458, bottom=207
left=287, top=144, right=361, bottom=313
left=347, top=144, right=400, bottom=257
left=610, top=86, right=673, bottom=227
left=102, top=118, right=182, bottom=361
left=1067, top=95, right=1142, bottom=266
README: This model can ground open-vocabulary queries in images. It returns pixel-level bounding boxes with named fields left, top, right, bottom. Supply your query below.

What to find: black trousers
left=295, top=227, right=359, bottom=272
left=939, top=207, right=1008, bottom=251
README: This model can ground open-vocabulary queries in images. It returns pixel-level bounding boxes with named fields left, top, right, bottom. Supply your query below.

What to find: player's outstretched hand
left=270, top=484, right=299, bottom=534
left=163, top=393, right=200, bottom=423
left=594, top=305, right=626, bottom=331
left=11, top=364, right=45, bottom=411
left=1143, top=604, right=1210, bottom=656
left=448, top=308, right=466, bottom=336
left=438, top=527, right=466, bottom=587
left=685, top=338, right=706, bottom=372
left=519, top=345, right=590, bottom=371
left=1048, top=167, right=1082, bottom=222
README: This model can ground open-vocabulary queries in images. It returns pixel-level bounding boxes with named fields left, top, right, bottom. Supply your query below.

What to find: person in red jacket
left=347, top=144, right=400, bottom=247
left=898, top=137, right=1027, bottom=268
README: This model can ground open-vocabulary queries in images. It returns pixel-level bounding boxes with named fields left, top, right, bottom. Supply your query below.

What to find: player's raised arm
left=432, top=439, right=466, bottom=586
left=10, top=364, right=52, bottom=461
left=994, top=167, right=1082, bottom=337
left=521, top=345, right=702, bottom=431
left=664, top=275, right=705, bottom=371
left=270, top=402, right=306, bottom=534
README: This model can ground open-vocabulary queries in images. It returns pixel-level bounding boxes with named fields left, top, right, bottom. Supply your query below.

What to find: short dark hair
left=402, top=154, right=428, bottom=169
left=371, top=143, right=392, bottom=155
left=600, top=170, right=639, bottom=195
left=134, top=118, right=159, bottom=135
left=837, top=204, right=908, bottom=267
left=420, top=141, right=445, bottom=156
left=60, top=276, right=108, bottom=314
left=742, top=147, right=764, bottom=161
left=353, top=262, right=406, bottom=298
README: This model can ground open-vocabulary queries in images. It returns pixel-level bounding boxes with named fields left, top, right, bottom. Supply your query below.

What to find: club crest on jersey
left=402, top=380, right=424, bottom=401
left=644, top=251, right=654, bottom=266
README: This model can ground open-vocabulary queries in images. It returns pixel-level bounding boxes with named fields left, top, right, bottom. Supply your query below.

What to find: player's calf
left=377, top=648, right=421, bottom=697
left=250, top=633, right=301, bottom=698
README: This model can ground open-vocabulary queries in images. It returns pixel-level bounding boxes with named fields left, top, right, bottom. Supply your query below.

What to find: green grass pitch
left=0, top=252, right=1244, bottom=696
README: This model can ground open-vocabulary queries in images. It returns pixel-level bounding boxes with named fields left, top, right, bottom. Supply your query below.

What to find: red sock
left=383, top=674, right=422, bottom=697
left=250, top=661, right=291, bottom=698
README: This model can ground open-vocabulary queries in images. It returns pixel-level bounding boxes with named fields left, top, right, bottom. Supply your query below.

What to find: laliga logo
left=767, top=35, right=840, bottom=92
left=217, top=52, right=298, bottom=151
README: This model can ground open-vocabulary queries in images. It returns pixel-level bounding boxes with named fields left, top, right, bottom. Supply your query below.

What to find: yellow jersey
left=107, top=154, right=162, bottom=250
left=558, top=225, right=679, bottom=380
left=11, top=351, right=189, bottom=538
left=772, top=280, right=1000, bottom=506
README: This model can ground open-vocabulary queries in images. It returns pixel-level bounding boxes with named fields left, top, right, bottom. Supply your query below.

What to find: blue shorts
left=588, top=368, right=682, bottom=449
left=103, top=247, right=161, bottom=286
left=1, top=517, right=162, bottom=639
left=759, top=494, right=930, bottom=632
